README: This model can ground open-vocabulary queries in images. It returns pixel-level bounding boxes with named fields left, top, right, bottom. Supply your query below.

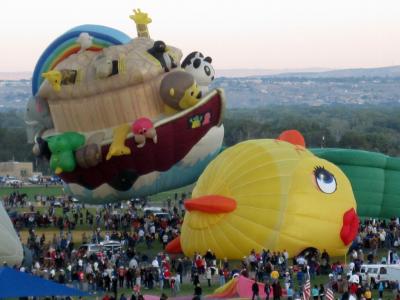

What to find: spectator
left=206, top=267, right=212, bottom=287
left=251, top=279, right=259, bottom=300
left=264, top=281, right=271, bottom=300
left=312, top=285, right=319, bottom=300
left=272, top=281, right=282, bottom=300
left=194, top=284, right=202, bottom=299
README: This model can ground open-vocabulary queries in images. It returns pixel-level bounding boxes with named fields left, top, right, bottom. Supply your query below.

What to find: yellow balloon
left=271, top=271, right=279, bottom=280
left=180, top=138, right=358, bottom=259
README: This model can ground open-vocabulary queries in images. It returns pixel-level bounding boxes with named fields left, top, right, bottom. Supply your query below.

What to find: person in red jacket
left=103, top=293, right=110, bottom=300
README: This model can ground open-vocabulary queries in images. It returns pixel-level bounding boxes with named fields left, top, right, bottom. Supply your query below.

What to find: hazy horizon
left=1, top=0, right=400, bottom=72
left=2, top=64, right=400, bottom=80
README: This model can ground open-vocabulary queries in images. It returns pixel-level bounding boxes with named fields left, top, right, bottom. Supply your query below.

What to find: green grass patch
left=147, top=184, right=194, bottom=203
left=0, top=184, right=193, bottom=204
left=0, top=185, right=64, bottom=199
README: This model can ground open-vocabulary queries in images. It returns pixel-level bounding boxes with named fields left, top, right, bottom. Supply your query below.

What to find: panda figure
left=181, top=51, right=215, bottom=96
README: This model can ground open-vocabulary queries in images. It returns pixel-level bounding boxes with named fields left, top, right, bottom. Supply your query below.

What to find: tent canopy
left=0, top=267, right=88, bottom=298
left=208, top=276, right=285, bottom=299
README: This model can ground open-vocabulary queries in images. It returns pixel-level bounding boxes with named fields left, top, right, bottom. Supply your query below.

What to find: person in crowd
left=252, top=279, right=259, bottom=300
left=312, top=285, right=319, bottom=300
left=5, top=191, right=400, bottom=300
left=272, top=280, right=282, bottom=300
left=319, top=283, right=325, bottom=300
left=194, top=283, right=202, bottom=299
left=264, top=280, right=271, bottom=300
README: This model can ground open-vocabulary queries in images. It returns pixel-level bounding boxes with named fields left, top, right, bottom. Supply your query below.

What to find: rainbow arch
left=32, top=24, right=131, bottom=96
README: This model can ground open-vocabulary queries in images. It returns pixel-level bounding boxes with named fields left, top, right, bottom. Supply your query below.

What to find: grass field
left=0, top=185, right=64, bottom=199
left=0, top=184, right=193, bottom=204
left=3, top=186, right=399, bottom=299
left=17, top=224, right=398, bottom=299
left=70, top=267, right=397, bottom=300
left=147, top=184, right=194, bottom=203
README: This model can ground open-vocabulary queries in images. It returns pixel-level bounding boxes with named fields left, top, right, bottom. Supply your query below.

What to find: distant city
left=2, top=65, right=400, bottom=111
left=0, top=79, right=30, bottom=110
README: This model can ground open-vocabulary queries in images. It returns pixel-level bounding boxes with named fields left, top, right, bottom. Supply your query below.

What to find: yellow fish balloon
left=167, top=131, right=359, bottom=258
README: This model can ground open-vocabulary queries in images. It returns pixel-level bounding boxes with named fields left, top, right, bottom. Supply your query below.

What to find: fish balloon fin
left=166, top=236, right=182, bottom=253
left=276, top=130, right=306, bottom=147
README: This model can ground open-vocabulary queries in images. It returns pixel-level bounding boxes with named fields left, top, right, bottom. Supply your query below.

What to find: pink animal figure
left=131, top=117, right=157, bottom=148
left=202, top=112, right=211, bottom=125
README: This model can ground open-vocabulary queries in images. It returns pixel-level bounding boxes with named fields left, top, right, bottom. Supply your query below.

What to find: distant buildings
left=0, top=161, right=33, bottom=178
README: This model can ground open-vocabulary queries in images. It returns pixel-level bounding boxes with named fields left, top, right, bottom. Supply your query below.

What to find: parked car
left=143, top=206, right=164, bottom=216
left=52, top=200, right=62, bottom=207
left=78, top=243, right=103, bottom=257
left=101, top=240, right=122, bottom=254
left=50, top=175, right=63, bottom=184
left=153, top=212, right=172, bottom=220
left=28, top=175, right=40, bottom=184
left=5, top=177, right=24, bottom=186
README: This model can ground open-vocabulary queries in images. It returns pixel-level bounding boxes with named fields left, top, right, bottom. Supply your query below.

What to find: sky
left=1, top=0, right=400, bottom=72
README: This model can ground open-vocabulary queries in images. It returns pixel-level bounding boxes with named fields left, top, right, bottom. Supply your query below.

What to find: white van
left=360, top=264, right=400, bottom=285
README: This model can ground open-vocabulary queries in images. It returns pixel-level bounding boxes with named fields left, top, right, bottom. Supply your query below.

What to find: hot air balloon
left=26, top=9, right=225, bottom=203
left=0, top=202, right=23, bottom=266
left=167, top=131, right=359, bottom=259
left=312, top=148, right=400, bottom=219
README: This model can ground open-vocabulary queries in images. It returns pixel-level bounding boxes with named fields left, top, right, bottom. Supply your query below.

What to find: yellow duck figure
left=167, top=131, right=359, bottom=258
left=106, top=124, right=131, bottom=160
left=42, top=70, right=62, bottom=92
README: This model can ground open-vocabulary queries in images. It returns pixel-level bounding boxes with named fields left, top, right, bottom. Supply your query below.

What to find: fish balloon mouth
left=184, top=195, right=237, bottom=230
left=340, top=208, right=359, bottom=246
left=185, top=195, right=237, bottom=213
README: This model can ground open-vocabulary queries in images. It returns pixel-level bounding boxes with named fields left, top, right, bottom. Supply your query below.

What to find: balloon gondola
left=26, top=9, right=225, bottom=203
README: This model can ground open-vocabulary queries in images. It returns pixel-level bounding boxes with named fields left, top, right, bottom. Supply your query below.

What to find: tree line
left=223, top=104, right=400, bottom=156
left=0, top=104, right=399, bottom=175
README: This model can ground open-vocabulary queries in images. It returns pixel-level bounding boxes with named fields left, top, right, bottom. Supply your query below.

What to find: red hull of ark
left=60, top=91, right=224, bottom=191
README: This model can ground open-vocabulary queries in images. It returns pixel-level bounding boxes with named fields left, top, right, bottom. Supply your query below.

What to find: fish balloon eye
left=313, top=166, right=337, bottom=194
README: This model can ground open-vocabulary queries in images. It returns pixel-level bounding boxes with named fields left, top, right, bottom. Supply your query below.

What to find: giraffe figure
left=129, top=9, right=152, bottom=38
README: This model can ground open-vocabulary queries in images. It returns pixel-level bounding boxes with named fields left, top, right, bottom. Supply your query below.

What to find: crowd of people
left=2, top=191, right=400, bottom=300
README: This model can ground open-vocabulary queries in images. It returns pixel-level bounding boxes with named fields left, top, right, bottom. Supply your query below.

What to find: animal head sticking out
left=181, top=51, right=215, bottom=87
left=148, top=41, right=177, bottom=72
left=160, top=71, right=201, bottom=113
left=47, top=132, right=85, bottom=174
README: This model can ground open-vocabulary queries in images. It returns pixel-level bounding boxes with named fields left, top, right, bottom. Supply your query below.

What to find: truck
left=360, top=264, right=400, bottom=287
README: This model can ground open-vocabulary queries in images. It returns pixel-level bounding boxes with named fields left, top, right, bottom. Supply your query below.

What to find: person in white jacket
left=206, top=267, right=212, bottom=287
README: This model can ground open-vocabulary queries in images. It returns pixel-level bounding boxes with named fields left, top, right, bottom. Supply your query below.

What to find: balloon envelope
left=312, top=148, right=400, bottom=219
left=0, top=203, right=23, bottom=266
left=28, top=21, right=226, bottom=203
left=179, top=139, right=358, bottom=259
